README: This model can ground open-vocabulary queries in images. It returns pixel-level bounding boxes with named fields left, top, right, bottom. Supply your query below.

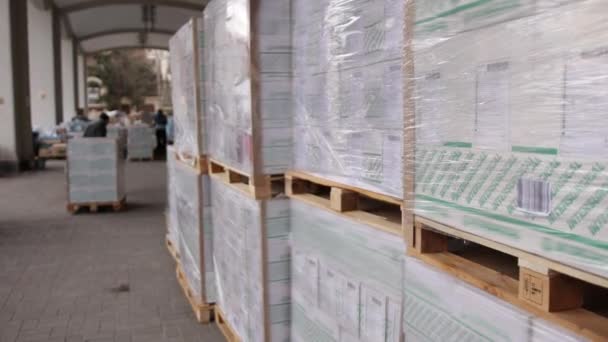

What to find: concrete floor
left=0, top=161, right=223, bottom=342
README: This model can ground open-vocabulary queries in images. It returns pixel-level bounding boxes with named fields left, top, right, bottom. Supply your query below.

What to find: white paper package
left=407, top=0, right=608, bottom=278
left=166, top=145, right=179, bottom=248
left=170, top=18, right=205, bottom=160
left=127, top=124, right=156, bottom=160
left=172, top=160, right=216, bottom=304
left=67, top=138, right=125, bottom=204
left=202, top=0, right=292, bottom=176
left=290, top=200, right=404, bottom=342
left=210, top=177, right=290, bottom=342
left=292, top=0, right=404, bottom=199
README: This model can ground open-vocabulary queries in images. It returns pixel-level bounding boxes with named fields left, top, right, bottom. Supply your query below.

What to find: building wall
left=77, top=53, right=85, bottom=110
left=61, top=29, right=76, bottom=120
left=27, top=0, right=56, bottom=129
left=0, top=0, right=17, bottom=161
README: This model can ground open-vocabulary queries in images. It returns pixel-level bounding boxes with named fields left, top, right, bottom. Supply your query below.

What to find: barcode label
left=517, top=178, right=552, bottom=215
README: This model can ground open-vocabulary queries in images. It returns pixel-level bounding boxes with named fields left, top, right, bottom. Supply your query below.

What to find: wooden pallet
left=175, top=263, right=214, bottom=324
left=67, top=197, right=126, bottom=214
left=175, top=151, right=207, bottom=174
left=408, top=215, right=608, bottom=341
left=286, top=171, right=402, bottom=236
left=208, top=158, right=282, bottom=199
left=165, top=235, right=179, bottom=263
left=215, top=306, right=240, bottom=342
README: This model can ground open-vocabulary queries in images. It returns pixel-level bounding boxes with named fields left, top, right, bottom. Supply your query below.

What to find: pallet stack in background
left=167, top=18, right=216, bottom=323
left=202, top=0, right=292, bottom=340
left=403, top=0, right=608, bottom=340
left=126, top=124, right=156, bottom=161
left=66, top=138, right=126, bottom=214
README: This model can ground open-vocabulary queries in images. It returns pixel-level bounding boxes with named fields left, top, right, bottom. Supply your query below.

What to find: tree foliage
left=88, top=50, right=158, bottom=109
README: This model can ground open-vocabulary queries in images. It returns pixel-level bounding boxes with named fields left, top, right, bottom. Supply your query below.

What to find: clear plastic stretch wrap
left=107, top=125, right=127, bottom=150
left=290, top=200, right=403, bottom=342
left=166, top=146, right=179, bottom=248
left=67, top=138, right=125, bottom=203
left=210, top=178, right=290, bottom=342
left=127, top=124, right=156, bottom=160
left=292, top=0, right=404, bottom=198
left=173, top=161, right=215, bottom=303
left=170, top=18, right=204, bottom=159
left=402, top=256, right=587, bottom=342
left=202, top=0, right=292, bottom=175
left=406, top=0, right=608, bottom=277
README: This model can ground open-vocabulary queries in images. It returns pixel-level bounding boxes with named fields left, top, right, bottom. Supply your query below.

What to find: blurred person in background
left=154, top=109, right=168, bottom=150
left=83, top=113, right=110, bottom=138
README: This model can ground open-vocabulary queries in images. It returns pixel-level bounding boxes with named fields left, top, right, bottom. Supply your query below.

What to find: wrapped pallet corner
left=210, top=177, right=290, bottom=342
left=202, top=0, right=292, bottom=190
left=172, top=158, right=216, bottom=315
left=290, top=200, right=404, bottom=342
left=291, top=0, right=404, bottom=198
left=401, top=256, right=587, bottom=342
left=402, top=0, right=608, bottom=340
left=166, top=145, right=180, bottom=259
left=127, top=124, right=156, bottom=160
left=66, top=137, right=125, bottom=205
left=170, top=17, right=205, bottom=166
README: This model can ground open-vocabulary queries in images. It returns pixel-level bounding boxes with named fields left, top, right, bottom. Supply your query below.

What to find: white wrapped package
left=202, top=0, right=292, bottom=175
left=127, top=124, right=156, bottom=160
left=170, top=18, right=205, bottom=160
left=210, top=178, right=290, bottom=342
left=67, top=138, right=125, bottom=204
left=173, top=161, right=215, bottom=304
left=402, top=256, right=588, bottom=342
left=166, top=145, right=179, bottom=248
left=290, top=200, right=404, bottom=342
left=407, top=0, right=608, bottom=278
left=292, top=0, right=404, bottom=198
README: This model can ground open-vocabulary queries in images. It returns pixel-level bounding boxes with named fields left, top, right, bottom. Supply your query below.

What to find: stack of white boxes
left=291, top=200, right=403, bottom=342
left=203, top=0, right=292, bottom=175
left=127, top=124, right=156, bottom=160
left=67, top=138, right=125, bottom=204
left=292, top=0, right=404, bottom=198
left=171, top=18, right=205, bottom=162
left=411, top=0, right=608, bottom=282
left=210, top=178, right=290, bottom=341
left=168, top=18, right=216, bottom=311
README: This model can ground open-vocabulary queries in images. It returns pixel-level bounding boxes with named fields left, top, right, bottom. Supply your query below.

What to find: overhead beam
left=60, top=0, right=205, bottom=13
left=83, top=45, right=169, bottom=55
left=78, top=28, right=174, bottom=42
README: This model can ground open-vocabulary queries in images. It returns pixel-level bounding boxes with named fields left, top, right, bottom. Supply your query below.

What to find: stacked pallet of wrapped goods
left=402, top=0, right=608, bottom=340
left=287, top=0, right=408, bottom=341
left=126, top=124, right=156, bottom=160
left=201, top=0, right=292, bottom=340
left=66, top=138, right=126, bottom=213
left=167, top=18, right=215, bottom=323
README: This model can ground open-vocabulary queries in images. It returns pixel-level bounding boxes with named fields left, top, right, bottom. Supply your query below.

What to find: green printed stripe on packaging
left=453, top=153, right=487, bottom=201
left=567, top=181, right=608, bottom=231
left=549, top=163, right=605, bottom=224
left=415, top=0, right=494, bottom=25
left=416, top=194, right=608, bottom=251
left=444, top=141, right=473, bottom=148
left=512, top=146, right=558, bottom=155
left=440, top=152, right=475, bottom=198
left=430, top=151, right=463, bottom=196
left=478, top=156, right=518, bottom=207
left=551, top=162, right=583, bottom=198
left=422, top=150, right=448, bottom=193
left=466, top=155, right=502, bottom=204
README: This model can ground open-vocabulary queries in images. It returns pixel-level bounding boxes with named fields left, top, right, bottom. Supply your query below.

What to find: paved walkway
left=0, top=161, right=223, bottom=342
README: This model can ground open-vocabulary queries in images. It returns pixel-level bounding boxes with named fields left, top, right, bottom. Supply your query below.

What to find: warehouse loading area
left=3, top=0, right=608, bottom=342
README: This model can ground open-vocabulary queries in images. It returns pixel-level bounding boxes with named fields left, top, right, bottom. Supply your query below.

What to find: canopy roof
left=50, top=0, right=205, bottom=53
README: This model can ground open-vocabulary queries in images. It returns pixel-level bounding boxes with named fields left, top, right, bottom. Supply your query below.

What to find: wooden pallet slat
left=215, top=306, right=240, bottom=342
left=175, top=151, right=208, bottom=174
left=175, top=263, right=214, bottom=324
left=286, top=170, right=403, bottom=236
left=165, top=235, right=180, bottom=263
left=208, top=158, right=281, bottom=199
left=67, top=197, right=126, bottom=214
left=408, top=215, right=608, bottom=341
